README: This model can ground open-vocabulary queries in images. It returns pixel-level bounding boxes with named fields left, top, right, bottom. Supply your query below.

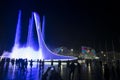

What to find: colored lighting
left=2, top=10, right=77, bottom=61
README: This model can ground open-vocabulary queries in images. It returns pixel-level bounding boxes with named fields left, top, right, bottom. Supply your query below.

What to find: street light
left=70, top=49, right=73, bottom=52
left=101, top=51, right=104, bottom=54
left=104, top=54, right=106, bottom=57
left=70, top=49, right=74, bottom=55
left=61, top=48, right=63, bottom=52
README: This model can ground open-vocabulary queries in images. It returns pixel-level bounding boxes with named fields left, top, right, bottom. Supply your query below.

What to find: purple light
left=2, top=10, right=77, bottom=61
left=14, top=10, right=21, bottom=47
left=27, top=14, right=34, bottom=47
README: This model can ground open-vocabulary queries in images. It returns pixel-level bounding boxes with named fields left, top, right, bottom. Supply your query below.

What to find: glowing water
left=33, top=12, right=76, bottom=60
left=2, top=10, right=77, bottom=60
left=14, top=10, right=21, bottom=47
left=27, top=14, right=34, bottom=47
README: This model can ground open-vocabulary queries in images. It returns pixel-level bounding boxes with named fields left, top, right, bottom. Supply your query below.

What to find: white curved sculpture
left=2, top=10, right=77, bottom=61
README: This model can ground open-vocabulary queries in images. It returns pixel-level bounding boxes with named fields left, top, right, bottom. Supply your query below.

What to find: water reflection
left=0, top=58, right=120, bottom=80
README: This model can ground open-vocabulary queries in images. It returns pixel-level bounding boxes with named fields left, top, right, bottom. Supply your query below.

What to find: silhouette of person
left=51, top=59, right=53, bottom=66
left=58, top=60, right=61, bottom=74
left=30, top=59, right=33, bottom=69
left=104, top=64, right=110, bottom=80
left=69, top=62, right=76, bottom=80
left=11, top=58, right=15, bottom=66
left=24, top=59, right=28, bottom=70
left=49, top=66, right=62, bottom=80
left=42, top=67, right=51, bottom=80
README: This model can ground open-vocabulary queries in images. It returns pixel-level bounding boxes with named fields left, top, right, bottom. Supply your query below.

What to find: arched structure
left=2, top=10, right=77, bottom=61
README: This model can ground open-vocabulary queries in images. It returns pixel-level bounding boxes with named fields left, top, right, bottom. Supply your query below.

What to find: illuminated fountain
left=2, top=10, right=77, bottom=61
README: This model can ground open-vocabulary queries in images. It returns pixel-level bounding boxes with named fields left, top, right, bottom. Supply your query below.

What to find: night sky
left=0, top=0, right=120, bottom=53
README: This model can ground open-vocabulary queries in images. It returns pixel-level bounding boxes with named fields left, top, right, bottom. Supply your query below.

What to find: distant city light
left=71, top=49, right=73, bottom=52
left=101, top=51, right=104, bottom=54
left=61, top=49, right=63, bottom=52
left=104, top=54, right=106, bottom=57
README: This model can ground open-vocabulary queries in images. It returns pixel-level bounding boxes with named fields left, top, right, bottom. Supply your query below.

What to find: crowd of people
left=0, top=57, right=120, bottom=80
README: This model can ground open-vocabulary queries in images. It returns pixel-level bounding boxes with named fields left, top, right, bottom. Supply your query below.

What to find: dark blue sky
left=0, top=0, right=120, bottom=53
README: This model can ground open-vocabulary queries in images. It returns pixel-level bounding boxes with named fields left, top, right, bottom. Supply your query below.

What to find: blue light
left=2, top=10, right=77, bottom=61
